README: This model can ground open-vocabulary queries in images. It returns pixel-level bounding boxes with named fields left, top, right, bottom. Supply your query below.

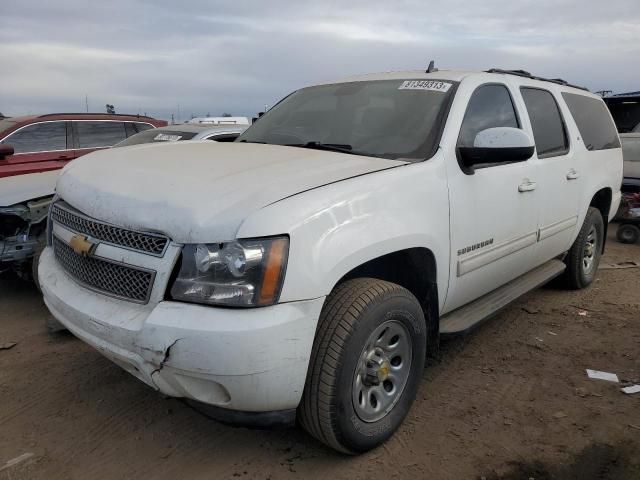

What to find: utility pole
left=85, top=95, right=89, bottom=113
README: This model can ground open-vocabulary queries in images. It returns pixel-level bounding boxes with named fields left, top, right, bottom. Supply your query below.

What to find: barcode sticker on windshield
left=398, top=80, right=452, bottom=92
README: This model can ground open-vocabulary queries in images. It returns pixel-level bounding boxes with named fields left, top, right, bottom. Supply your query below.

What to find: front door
left=444, top=82, right=539, bottom=313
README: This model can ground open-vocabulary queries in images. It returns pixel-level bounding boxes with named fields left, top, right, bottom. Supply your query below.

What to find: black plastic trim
left=183, top=399, right=296, bottom=428
left=486, top=69, right=588, bottom=91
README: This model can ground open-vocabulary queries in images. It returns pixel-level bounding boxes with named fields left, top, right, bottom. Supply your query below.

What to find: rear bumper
left=39, top=247, right=324, bottom=412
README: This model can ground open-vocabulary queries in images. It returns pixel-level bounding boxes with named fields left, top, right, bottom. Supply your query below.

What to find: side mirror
left=0, top=144, right=14, bottom=159
left=458, top=127, right=534, bottom=173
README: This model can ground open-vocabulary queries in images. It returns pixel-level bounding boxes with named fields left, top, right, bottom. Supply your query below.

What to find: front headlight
left=169, top=236, right=289, bottom=307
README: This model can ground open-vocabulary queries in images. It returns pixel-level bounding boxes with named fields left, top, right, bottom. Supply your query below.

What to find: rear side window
left=2, top=121, right=67, bottom=153
left=622, top=137, right=640, bottom=162
left=458, top=84, right=519, bottom=148
left=562, top=93, right=620, bottom=151
left=521, top=88, right=568, bottom=158
left=76, top=121, right=127, bottom=148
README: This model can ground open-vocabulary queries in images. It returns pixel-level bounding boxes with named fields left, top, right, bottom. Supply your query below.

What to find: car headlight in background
left=170, top=236, right=289, bottom=307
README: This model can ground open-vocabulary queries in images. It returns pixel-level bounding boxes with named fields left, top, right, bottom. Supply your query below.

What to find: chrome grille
left=51, top=202, right=168, bottom=256
left=53, top=237, right=155, bottom=304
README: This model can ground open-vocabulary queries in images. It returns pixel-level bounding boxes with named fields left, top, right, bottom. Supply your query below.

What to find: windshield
left=238, top=79, right=456, bottom=160
left=114, top=129, right=198, bottom=147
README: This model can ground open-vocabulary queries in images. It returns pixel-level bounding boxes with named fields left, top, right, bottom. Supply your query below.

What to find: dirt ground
left=1, top=225, right=639, bottom=480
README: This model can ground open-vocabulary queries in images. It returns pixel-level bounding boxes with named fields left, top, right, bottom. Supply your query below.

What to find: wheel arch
left=589, top=187, right=612, bottom=252
left=331, top=247, right=440, bottom=358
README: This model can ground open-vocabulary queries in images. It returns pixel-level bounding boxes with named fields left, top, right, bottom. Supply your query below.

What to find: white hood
left=0, top=170, right=60, bottom=207
left=56, top=141, right=406, bottom=243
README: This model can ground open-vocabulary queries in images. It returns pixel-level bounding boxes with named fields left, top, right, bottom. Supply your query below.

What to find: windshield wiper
left=285, top=141, right=371, bottom=156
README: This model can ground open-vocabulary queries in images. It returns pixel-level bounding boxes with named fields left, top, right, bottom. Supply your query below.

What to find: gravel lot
left=1, top=225, right=639, bottom=479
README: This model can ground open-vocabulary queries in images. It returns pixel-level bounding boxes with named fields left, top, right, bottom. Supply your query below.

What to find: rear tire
left=562, top=207, right=604, bottom=289
left=616, top=224, right=640, bottom=244
left=298, top=278, right=426, bottom=454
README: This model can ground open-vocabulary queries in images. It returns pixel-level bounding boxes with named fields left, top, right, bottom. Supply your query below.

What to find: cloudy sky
left=1, top=0, right=639, bottom=121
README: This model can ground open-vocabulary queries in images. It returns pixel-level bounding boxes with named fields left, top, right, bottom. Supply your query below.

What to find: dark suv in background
left=0, top=113, right=167, bottom=178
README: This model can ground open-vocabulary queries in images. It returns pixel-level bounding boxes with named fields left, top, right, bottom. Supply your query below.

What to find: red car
left=0, top=113, right=167, bottom=178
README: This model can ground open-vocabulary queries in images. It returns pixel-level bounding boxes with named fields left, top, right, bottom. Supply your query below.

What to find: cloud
left=1, top=0, right=639, bottom=119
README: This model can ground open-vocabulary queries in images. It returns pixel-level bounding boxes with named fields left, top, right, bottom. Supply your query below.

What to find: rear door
left=72, top=121, right=128, bottom=159
left=518, top=86, right=579, bottom=265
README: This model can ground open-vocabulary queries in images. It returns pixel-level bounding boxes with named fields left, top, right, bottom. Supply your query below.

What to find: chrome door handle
left=518, top=180, right=537, bottom=192
left=566, top=169, right=580, bottom=180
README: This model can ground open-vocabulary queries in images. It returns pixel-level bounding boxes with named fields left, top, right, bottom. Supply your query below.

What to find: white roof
left=316, top=69, right=594, bottom=96
left=322, top=70, right=474, bottom=85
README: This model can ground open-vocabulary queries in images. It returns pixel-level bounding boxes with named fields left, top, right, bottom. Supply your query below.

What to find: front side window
left=520, top=88, right=569, bottom=158
left=75, top=121, right=127, bottom=149
left=2, top=121, right=67, bottom=153
left=238, top=79, right=457, bottom=160
left=562, top=93, right=620, bottom=151
left=458, top=84, right=519, bottom=148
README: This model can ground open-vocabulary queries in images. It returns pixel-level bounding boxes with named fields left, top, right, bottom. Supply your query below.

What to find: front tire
left=562, top=207, right=604, bottom=289
left=298, top=278, right=426, bottom=454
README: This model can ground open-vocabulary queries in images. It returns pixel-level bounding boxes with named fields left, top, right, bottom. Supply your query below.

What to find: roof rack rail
left=37, top=112, right=157, bottom=119
left=485, top=69, right=589, bottom=91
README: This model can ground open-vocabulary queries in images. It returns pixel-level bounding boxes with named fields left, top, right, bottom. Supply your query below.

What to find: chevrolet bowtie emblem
left=69, top=234, right=96, bottom=257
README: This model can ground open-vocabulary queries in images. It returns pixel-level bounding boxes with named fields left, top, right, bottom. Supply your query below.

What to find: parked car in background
left=0, top=113, right=166, bottom=279
left=0, top=113, right=167, bottom=179
left=603, top=91, right=640, bottom=133
left=39, top=69, right=621, bottom=454
left=114, top=123, right=247, bottom=148
left=621, top=133, right=640, bottom=179
left=188, top=116, right=250, bottom=126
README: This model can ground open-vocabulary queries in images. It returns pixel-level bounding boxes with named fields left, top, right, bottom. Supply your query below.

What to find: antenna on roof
left=426, top=60, right=438, bottom=73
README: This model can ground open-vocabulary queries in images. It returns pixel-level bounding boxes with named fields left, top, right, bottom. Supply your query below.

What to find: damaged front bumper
left=39, top=247, right=324, bottom=413
left=0, top=196, right=52, bottom=270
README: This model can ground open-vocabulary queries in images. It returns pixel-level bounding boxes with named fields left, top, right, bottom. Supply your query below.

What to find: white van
left=621, top=133, right=640, bottom=178
left=39, top=69, right=622, bottom=454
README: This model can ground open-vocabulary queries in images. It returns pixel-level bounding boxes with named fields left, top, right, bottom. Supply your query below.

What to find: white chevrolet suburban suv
left=39, top=69, right=622, bottom=454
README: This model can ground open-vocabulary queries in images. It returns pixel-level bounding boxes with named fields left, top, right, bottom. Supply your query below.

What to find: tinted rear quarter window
left=76, top=121, right=127, bottom=148
left=521, top=88, right=568, bottom=158
left=2, top=121, right=67, bottom=153
left=562, top=93, right=620, bottom=151
left=458, top=84, right=519, bottom=148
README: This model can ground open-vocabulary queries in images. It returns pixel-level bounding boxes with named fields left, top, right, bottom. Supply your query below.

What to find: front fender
left=237, top=159, right=451, bottom=312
